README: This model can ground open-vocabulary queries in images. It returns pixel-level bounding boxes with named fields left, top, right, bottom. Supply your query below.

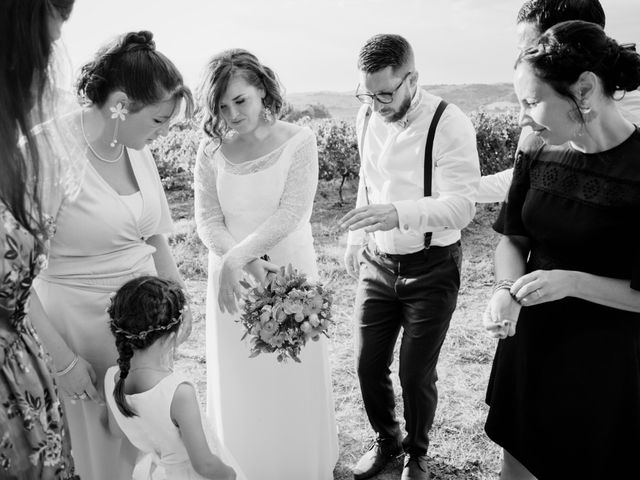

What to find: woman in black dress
left=483, top=20, right=640, bottom=480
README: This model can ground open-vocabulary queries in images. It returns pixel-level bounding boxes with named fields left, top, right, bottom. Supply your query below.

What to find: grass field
left=166, top=181, right=504, bottom=480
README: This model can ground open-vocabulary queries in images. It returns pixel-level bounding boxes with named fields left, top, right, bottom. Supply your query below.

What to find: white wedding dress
left=194, top=126, right=339, bottom=480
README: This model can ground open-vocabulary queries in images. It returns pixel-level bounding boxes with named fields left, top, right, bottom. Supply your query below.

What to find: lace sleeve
left=224, top=129, right=318, bottom=268
left=35, top=115, right=86, bottom=229
left=193, top=140, right=238, bottom=256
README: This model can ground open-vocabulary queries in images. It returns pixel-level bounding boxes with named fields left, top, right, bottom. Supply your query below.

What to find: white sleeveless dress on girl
left=104, top=366, right=247, bottom=480
left=194, top=127, right=339, bottom=480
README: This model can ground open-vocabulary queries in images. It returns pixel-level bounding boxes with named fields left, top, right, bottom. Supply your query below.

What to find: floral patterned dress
left=0, top=205, right=78, bottom=479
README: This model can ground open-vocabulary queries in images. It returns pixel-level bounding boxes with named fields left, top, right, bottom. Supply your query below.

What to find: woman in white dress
left=194, top=49, right=339, bottom=480
left=30, top=31, right=194, bottom=480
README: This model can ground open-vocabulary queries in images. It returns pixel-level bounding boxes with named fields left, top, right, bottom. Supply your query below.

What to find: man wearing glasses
left=340, top=34, right=479, bottom=480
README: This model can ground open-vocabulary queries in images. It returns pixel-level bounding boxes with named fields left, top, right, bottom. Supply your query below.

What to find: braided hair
left=107, top=276, right=185, bottom=417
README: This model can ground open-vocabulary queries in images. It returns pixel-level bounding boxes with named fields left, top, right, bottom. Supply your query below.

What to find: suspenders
left=358, top=99, right=449, bottom=250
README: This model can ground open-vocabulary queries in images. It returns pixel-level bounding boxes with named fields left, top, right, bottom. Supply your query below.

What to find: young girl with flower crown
left=103, top=276, right=242, bottom=480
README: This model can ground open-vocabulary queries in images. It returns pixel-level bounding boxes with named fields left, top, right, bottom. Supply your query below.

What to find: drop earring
left=262, top=101, right=273, bottom=123
left=262, top=107, right=273, bottom=123
left=109, top=103, right=128, bottom=147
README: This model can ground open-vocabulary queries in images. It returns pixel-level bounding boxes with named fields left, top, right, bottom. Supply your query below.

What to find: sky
left=58, top=0, right=640, bottom=94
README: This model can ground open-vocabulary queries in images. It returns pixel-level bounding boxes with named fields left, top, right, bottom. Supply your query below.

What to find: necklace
left=80, top=110, right=124, bottom=163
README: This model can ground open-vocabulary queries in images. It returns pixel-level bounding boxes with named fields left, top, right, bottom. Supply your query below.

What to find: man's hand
left=339, top=204, right=399, bottom=233
left=343, top=244, right=362, bottom=279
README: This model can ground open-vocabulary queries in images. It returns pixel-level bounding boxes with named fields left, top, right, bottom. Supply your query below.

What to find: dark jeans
left=354, top=242, right=462, bottom=455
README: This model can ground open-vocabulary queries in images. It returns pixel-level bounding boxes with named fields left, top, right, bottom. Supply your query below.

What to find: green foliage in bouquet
left=238, top=264, right=333, bottom=363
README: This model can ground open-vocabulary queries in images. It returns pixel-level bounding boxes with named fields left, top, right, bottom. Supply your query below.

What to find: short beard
left=384, top=94, right=412, bottom=123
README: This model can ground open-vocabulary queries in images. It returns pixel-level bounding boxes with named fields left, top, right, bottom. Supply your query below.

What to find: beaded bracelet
left=492, top=279, right=515, bottom=295
left=56, top=354, right=79, bottom=377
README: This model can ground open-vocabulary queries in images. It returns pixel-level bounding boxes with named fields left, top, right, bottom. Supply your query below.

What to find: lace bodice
left=218, top=139, right=295, bottom=175
left=194, top=127, right=319, bottom=270
left=495, top=129, right=640, bottom=286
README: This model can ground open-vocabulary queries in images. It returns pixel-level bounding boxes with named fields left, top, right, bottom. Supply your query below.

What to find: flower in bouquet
left=238, top=264, right=333, bottom=363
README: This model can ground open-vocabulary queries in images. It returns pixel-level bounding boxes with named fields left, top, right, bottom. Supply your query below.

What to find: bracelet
left=492, top=279, right=515, bottom=295
left=56, top=354, right=79, bottom=377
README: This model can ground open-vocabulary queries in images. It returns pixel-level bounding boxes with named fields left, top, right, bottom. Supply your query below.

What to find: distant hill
left=287, top=83, right=518, bottom=120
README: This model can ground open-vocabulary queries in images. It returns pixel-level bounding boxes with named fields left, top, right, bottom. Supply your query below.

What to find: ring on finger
left=79, top=392, right=88, bottom=400
left=535, top=289, right=542, bottom=299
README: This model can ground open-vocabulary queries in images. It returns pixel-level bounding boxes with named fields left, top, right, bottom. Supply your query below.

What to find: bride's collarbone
left=222, top=123, right=302, bottom=163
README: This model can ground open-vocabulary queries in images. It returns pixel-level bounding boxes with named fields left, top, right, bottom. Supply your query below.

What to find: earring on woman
left=109, top=103, right=129, bottom=147
left=262, top=103, right=274, bottom=123
left=579, top=104, right=595, bottom=122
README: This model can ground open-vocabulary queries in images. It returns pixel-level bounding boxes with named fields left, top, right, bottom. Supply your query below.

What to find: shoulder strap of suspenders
left=359, top=107, right=373, bottom=206
left=358, top=99, right=449, bottom=250
left=423, top=99, right=448, bottom=249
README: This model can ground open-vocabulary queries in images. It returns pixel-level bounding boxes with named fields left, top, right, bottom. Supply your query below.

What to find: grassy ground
left=166, top=181, right=504, bottom=480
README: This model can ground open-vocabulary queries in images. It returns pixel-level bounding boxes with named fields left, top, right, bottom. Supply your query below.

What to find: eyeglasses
left=355, top=72, right=412, bottom=105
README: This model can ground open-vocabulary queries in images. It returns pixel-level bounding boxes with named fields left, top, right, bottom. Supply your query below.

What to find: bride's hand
left=218, top=258, right=246, bottom=314
left=244, top=258, right=280, bottom=284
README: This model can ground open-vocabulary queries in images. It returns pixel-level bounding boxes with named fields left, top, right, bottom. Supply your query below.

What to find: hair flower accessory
left=110, top=103, right=128, bottom=121
left=109, top=315, right=182, bottom=341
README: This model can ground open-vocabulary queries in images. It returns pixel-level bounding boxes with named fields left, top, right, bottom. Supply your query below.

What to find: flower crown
left=110, top=313, right=183, bottom=341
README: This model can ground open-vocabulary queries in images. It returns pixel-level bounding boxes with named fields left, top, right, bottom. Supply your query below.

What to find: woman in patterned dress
left=0, top=0, right=80, bottom=478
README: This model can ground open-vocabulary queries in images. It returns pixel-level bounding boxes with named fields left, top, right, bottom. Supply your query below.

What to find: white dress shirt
left=476, top=89, right=640, bottom=203
left=347, top=88, right=480, bottom=254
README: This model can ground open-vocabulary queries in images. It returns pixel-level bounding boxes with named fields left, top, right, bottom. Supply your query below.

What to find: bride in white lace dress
left=193, top=49, right=338, bottom=480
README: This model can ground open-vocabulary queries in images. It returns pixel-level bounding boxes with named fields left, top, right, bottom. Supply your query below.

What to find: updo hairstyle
left=76, top=30, right=193, bottom=115
left=517, top=20, right=640, bottom=115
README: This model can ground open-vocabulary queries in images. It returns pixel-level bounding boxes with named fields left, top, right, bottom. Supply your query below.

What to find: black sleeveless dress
left=485, top=129, right=640, bottom=479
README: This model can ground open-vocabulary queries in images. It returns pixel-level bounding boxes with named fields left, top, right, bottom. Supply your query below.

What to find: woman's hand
left=57, top=354, right=103, bottom=405
left=218, top=257, right=246, bottom=314
left=176, top=304, right=193, bottom=345
left=244, top=258, right=279, bottom=284
left=511, top=269, right=575, bottom=306
left=483, top=289, right=522, bottom=339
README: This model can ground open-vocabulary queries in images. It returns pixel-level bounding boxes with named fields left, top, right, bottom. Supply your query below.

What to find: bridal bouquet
left=238, top=264, right=333, bottom=363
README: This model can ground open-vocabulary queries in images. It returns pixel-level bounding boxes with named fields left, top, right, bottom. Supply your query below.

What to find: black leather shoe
left=352, top=436, right=403, bottom=480
left=401, top=454, right=430, bottom=480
